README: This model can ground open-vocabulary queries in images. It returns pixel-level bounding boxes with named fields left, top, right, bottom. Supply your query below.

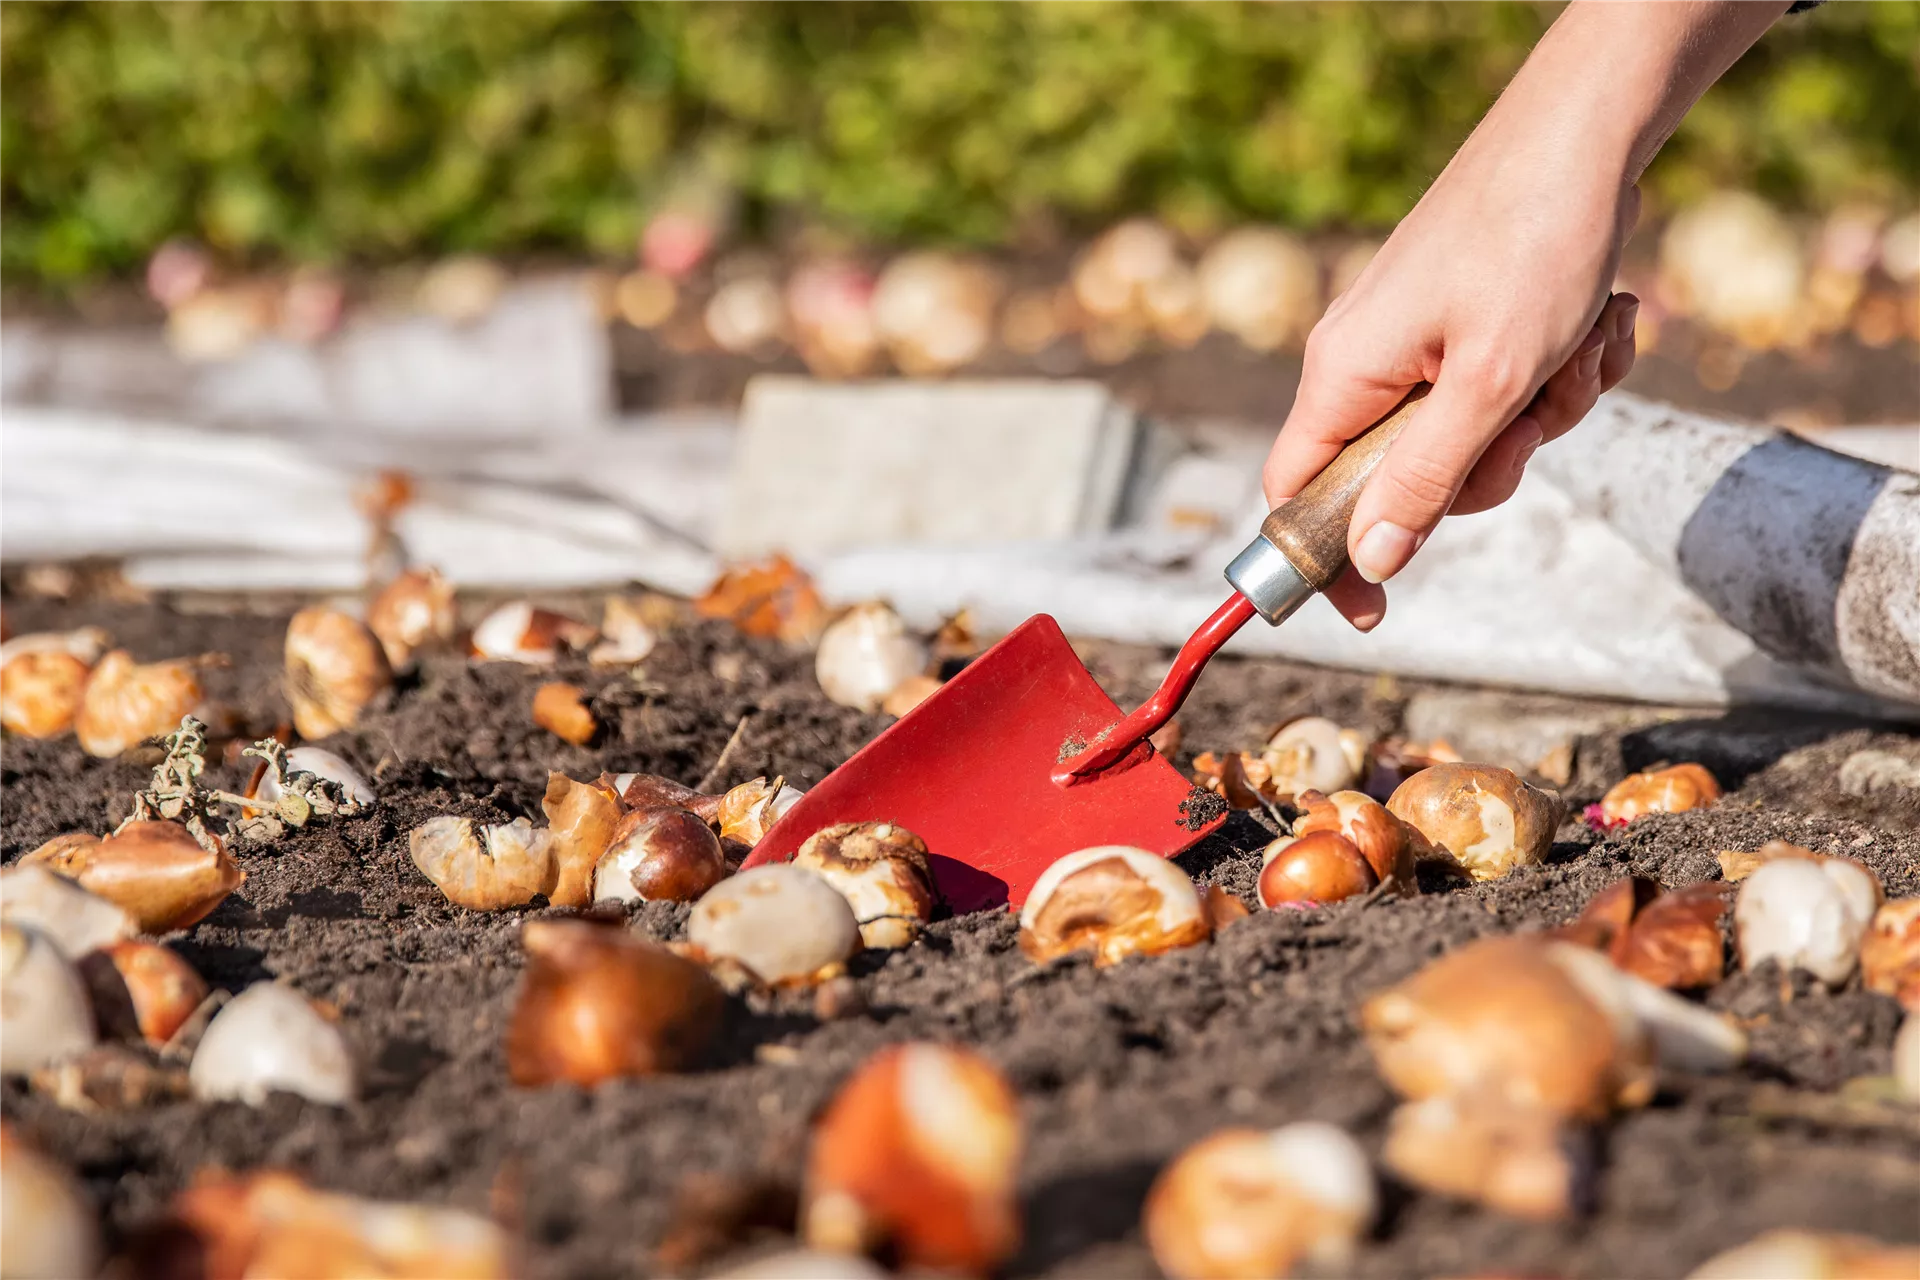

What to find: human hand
left=1262, top=147, right=1639, bottom=631
left=1259, top=0, right=1789, bottom=632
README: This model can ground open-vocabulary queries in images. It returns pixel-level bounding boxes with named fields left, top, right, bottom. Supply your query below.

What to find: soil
left=3, top=595, right=1918, bottom=1280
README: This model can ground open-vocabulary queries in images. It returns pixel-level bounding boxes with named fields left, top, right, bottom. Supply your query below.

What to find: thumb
left=1345, top=357, right=1525, bottom=583
left=1263, top=328, right=1424, bottom=508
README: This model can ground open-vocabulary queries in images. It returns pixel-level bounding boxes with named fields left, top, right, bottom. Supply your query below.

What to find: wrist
left=1492, top=0, right=1789, bottom=188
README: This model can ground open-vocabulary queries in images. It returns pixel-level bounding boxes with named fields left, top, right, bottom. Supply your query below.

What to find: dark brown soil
left=3, top=595, right=1917, bottom=1280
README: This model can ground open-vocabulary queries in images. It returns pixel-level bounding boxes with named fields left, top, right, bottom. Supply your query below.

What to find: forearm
left=1469, top=1, right=1792, bottom=191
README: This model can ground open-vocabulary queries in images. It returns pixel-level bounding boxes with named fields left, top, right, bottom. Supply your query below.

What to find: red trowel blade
left=742, top=614, right=1226, bottom=914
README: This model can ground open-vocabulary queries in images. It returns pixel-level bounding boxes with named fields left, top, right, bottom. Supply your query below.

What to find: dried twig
left=695, top=714, right=753, bottom=793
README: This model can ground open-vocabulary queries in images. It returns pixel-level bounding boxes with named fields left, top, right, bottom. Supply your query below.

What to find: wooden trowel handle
left=1258, top=384, right=1431, bottom=591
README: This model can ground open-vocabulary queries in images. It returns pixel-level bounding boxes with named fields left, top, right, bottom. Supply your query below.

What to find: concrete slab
left=719, top=377, right=1138, bottom=557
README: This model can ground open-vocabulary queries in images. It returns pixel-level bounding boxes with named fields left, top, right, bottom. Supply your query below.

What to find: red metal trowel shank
left=742, top=614, right=1225, bottom=913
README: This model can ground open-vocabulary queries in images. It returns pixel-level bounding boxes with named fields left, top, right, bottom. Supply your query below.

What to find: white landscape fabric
left=1, top=392, right=1914, bottom=717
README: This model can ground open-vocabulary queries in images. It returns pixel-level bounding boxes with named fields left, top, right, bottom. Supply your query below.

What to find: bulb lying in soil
left=1687, top=1230, right=1920, bottom=1280
left=1556, top=876, right=1731, bottom=990
left=1143, top=1121, right=1376, bottom=1280
left=1382, top=1094, right=1591, bottom=1222
left=507, top=919, right=724, bottom=1087
left=23, top=820, right=244, bottom=935
left=1190, top=751, right=1282, bottom=809
left=189, top=981, right=355, bottom=1106
left=1291, top=789, right=1421, bottom=895
left=589, top=595, right=659, bottom=666
left=686, top=865, right=862, bottom=986
left=1258, top=832, right=1378, bottom=908
left=1595, top=763, right=1721, bottom=828
left=284, top=607, right=393, bottom=740
left=0, top=649, right=93, bottom=738
left=79, top=940, right=208, bottom=1047
left=254, top=746, right=376, bottom=812
left=1736, top=855, right=1881, bottom=986
left=532, top=682, right=598, bottom=746
left=0, top=864, right=136, bottom=958
left=1386, top=764, right=1562, bottom=882
left=469, top=601, right=597, bottom=664
left=715, top=777, right=802, bottom=847
left=0, top=1124, right=101, bottom=1280
left=74, top=650, right=206, bottom=757
left=804, top=1043, right=1022, bottom=1274
left=539, top=773, right=621, bottom=908
left=695, top=555, right=828, bottom=645
left=1019, top=847, right=1211, bottom=967
left=1363, top=935, right=1656, bottom=1122
left=1862, top=899, right=1920, bottom=1009
left=365, top=566, right=457, bottom=671
left=0, top=922, right=97, bottom=1076
left=593, top=805, right=726, bottom=904
left=1262, top=717, right=1370, bottom=798
left=815, top=602, right=930, bottom=713
left=151, top=1168, right=512, bottom=1280
left=410, top=816, right=555, bottom=911
left=793, top=822, right=939, bottom=948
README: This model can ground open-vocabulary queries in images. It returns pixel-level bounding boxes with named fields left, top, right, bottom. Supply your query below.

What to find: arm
left=1263, top=0, right=1795, bottom=631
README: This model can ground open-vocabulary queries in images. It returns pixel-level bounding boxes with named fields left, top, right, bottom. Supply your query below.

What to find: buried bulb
left=1019, top=846, right=1211, bottom=966
left=1592, top=762, right=1721, bottom=828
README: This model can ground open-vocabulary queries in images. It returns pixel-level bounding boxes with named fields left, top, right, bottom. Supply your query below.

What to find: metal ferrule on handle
left=1224, top=534, right=1315, bottom=625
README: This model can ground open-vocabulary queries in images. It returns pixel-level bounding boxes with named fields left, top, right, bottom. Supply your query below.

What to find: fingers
left=1323, top=569, right=1388, bottom=633
left=1446, top=293, right=1640, bottom=517
left=1262, top=326, right=1420, bottom=507
left=1345, top=355, right=1528, bottom=583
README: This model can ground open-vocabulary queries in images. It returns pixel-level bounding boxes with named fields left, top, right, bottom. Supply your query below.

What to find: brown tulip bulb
left=593, top=806, right=726, bottom=904
left=284, top=607, right=392, bottom=740
left=74, top=651, right=205, bottom=757
left=1019, top=847, right=1210, bottom=967
left=25, top=820, right=243, bottom=934
left=79, top=941, right=209, bottom=1046
left=507, top=919, right=723, bottom=1086
left=1, top=650, right=91, bottom=738
left=1387, top=764, right=1563, bottom=882
left=532, top=682, right=598, bottom=746
left=1257, top=832, right=1378, bottom=908
left=540, top=774, right=622, bottom=908
left=365, top=567, right=457, bottom=671
left=1598, top=763, right=1720, bottom=827
left=1292, top=788, right=1421, bottom=894
left=803, top=1043, right=1021, bottom=1273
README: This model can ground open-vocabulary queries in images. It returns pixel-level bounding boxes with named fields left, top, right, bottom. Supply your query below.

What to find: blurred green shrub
left=3, top=1, right=1915, bottom=286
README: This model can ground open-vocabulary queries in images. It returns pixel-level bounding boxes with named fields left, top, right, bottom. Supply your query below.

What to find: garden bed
left=3, top=592, right=1917, bottom=1278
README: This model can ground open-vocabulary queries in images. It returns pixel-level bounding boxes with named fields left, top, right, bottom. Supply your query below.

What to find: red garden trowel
left=744, top=387, right=1430, bottom=913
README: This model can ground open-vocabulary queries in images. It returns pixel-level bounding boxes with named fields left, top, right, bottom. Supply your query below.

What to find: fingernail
left=1576, top=331, right=1605, bottom=381
left=1352, top=521, right=1419, bottom=584
left=1351, top=603, right=1386, bottom=633
left=1613, top=300, right=1639, bottom=343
